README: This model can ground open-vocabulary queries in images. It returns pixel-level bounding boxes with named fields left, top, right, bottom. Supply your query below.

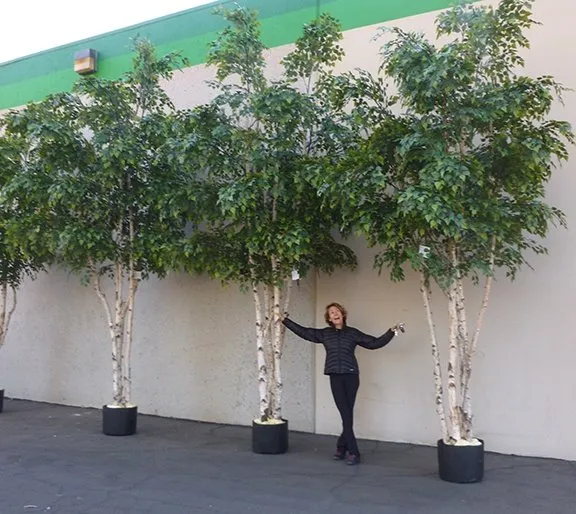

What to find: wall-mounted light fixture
left=74, top=49, right=98, bottom=75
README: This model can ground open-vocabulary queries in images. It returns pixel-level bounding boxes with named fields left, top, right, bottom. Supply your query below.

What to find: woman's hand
left=391, top=322, right=405, bottom=336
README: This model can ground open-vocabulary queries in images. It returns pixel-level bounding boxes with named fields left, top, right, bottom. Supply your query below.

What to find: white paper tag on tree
left=291, top=269, right=300, bottom=281
left=419, top=245, right=431, bottom=258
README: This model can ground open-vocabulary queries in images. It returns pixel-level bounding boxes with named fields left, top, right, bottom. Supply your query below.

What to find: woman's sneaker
left=333, top=449, right=347, bottom=460
left=346, top=454, right=361, bottom=465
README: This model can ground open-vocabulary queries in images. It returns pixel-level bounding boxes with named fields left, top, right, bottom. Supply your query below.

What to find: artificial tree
left=0, top=124, right=45, bottom=412
left=2, top=39, right=188, bottom=434
left=181, top=7, right=356, bottom=452
left=320, top=0, right=573, bottom=481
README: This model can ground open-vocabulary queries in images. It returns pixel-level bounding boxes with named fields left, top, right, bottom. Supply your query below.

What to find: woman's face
left=328, top=306, right=344, bottom=328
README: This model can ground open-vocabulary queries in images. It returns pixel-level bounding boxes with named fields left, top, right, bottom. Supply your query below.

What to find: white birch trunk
left=263, top=284, right=275, bottom=417
left=122, top=269, right=139, bottom=406
left=455, top=277, right=469, bottom=390
left=420, top=272, right=449, bottom=442
left=252, top=279, right=269, bottom=420
left=461, top=241, right=496, bottom=437
left=453, top=276, right=471, bottom=439
left=279, top=277, right=292, bottom=351
left=120, top=213, right=140, bottom=406
left=0, top=283, right=17, bottom=348
left=271, top=276, right=283, bottom=420
left=263, top=284, right=272, bottom=344
left=447, top=274, right=462, bottom=442
left=91, top=260, right=129, bottom=407
left=112, top=262, right=126, bottom=406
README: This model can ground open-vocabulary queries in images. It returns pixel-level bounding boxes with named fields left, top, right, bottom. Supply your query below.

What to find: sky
left=0, top=0, right=214, bottom=64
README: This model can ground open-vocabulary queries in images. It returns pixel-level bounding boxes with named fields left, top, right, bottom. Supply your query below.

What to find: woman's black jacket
left=282, top=318, right=395, bottom=375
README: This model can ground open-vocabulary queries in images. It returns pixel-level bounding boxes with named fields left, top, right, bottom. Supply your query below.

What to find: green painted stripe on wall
left=327, top=0, right=463, bottom=30
left=0, top=0, right=321, bottom=86
left=0, top=0, right=461, bottom=110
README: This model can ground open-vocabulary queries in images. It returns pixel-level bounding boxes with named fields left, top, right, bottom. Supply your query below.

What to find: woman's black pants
left=329, top=373, right=360, bottom=456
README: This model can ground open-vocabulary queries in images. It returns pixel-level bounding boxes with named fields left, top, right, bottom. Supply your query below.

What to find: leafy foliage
left=322, top=0, right=573, bottom=287
left=0, top=126, right=44, bottom=290
left=183, top=8, right=356, bottom=287
left=2, top=39, right=188, bottom=281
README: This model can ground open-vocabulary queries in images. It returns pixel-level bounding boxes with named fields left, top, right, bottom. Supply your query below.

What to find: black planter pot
left=252, top=419, right=288, bottom=454
left=437, top=439, right=484, bottom=483
left=0, top=389, right=4, bottom=413
left=102, top=405, right=138, bottom=436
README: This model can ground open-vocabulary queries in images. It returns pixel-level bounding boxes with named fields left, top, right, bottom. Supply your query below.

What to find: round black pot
left=102, top=405, right=138, bottom=436
left=0, top=389, right=4, bottom=413
left=252, top=419, right=288, bottom=454
left=437, top=439, right=484, bottom=483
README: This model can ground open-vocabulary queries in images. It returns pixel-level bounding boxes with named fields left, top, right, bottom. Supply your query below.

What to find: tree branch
left=420, top=271, right=449, bottom=442
left=461, top=235, right=496, bottom=434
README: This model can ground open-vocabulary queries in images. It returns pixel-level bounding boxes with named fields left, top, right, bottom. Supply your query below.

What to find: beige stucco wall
left=0, top=268, right=317, bottom=431
left=1, top=0, right=575, bottom=460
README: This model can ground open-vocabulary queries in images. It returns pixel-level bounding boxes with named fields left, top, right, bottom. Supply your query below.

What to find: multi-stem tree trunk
left=251, top=257, right=293, bottom=422
left=422, top=240, right=496, bottom=443
left=460, top=239, right=496, bottom=439
left=92, top=260, right=139, bottom=407
left=0, top=282, right=17, bottom=348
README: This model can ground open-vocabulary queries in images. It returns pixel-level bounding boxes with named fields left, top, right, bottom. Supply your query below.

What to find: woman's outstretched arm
left=356, top=323, right=404, bottom=350
left=282, top=317, right=324, bottom=344
left=355, top=328, right=395, bottom=350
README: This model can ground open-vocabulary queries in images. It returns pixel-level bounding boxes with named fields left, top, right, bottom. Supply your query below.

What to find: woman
left=283, top=302, right=404, bottom=466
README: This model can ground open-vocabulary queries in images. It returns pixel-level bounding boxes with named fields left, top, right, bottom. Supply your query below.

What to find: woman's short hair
left=324, top=302, right=348, bottom=327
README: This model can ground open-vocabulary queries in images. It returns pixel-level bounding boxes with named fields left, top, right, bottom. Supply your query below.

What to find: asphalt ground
left=1, top=399, right=574, bottom=514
